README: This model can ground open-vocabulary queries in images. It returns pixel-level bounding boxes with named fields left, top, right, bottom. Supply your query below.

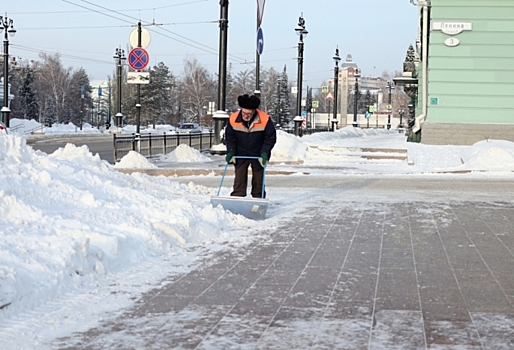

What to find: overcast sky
left=6, top=0, right=418, bottom=86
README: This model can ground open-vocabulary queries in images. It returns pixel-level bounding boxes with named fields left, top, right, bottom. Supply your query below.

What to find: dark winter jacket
left=225, top=109, right=277, bottom=167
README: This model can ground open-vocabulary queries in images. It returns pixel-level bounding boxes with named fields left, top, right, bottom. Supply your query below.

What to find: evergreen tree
left=17, top=68, right=39, bottom=120
left=42, top=96, right=57, bottom=126
left=67, top=68, right=91, bottom=127
left=279, top=66, right=292, bottom=126
left=141, top=62, right=175, bottom=128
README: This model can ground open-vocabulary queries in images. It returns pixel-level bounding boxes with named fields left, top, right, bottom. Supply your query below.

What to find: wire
left=12, top=44, right=113, bottom=64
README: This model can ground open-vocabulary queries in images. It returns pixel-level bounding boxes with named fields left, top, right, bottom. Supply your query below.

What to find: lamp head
left=295, top=15, right=307, bottom=37
left=333, top=48, right=341, bottom=65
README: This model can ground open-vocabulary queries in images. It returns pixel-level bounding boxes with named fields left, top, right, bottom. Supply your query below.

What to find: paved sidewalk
left=55, top=197, right=514, bottom=349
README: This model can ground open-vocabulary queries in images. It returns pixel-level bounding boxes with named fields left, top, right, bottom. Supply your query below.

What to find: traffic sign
left=256, top=27, right=264, bottom=55
left=365, top=111, right=372, bottom=119
left=301, top=110, right=307, bottom=116
left=325, top=92, right=334, bottom=101
left=312, top=100, right=319, bottom=108
left=128, top=48, right=150, bottom=70
left=129, top=27, right=151, bottom=48
left=387, top=104, right=392, bottom=110
left=321, top=86, right=328, bottom=93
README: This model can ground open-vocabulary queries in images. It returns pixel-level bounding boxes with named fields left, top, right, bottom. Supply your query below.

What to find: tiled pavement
left=58, top=201, right=514, bottom=349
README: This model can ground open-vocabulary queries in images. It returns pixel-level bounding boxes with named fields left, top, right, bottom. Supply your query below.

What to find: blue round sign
left=256, top=27, right=264, bottom=55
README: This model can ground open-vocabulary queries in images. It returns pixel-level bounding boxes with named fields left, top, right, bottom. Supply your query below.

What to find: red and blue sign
left=128, top=47, right=150, bottom=70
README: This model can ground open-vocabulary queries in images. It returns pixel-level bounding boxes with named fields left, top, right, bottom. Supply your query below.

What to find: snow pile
left=114, top=150, right=157, bottom=169
left=271, top=130, right=308, bottom=162
left=160, top=144, right=212, bottom=163
left=9, top=118, right=101, bottom=135
left=0, top=135, right=245, bottom=316
left=122, top=124, right=176, bottom=134
left=302, top=126, right=382, bottom=145
left=458, top=139, right=514, bottom=171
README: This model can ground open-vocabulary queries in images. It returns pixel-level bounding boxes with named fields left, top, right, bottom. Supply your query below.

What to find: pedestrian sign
left=365, top=111, right=372, bottom=119
left=321, top=86, right=328, bottom=93
left=312, top=100, right=319, bottom=108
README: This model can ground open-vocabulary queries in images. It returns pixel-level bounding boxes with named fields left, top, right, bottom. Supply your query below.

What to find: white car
left=177, top=123, right=201, bottom=134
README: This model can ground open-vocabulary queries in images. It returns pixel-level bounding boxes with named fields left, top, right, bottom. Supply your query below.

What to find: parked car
left=177, top=123, right=201, bottom=134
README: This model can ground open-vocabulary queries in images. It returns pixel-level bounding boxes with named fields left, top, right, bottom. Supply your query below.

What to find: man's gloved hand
left=258, top=152, right=268, bottom=167
left=225, top=152, right=235, bottom=164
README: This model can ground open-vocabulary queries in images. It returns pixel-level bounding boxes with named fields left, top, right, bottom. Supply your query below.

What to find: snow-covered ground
left=2, top=119, right=514, bottom=348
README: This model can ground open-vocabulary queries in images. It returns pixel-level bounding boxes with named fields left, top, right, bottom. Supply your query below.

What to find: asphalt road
left=26, top=134, right=115, bottom=163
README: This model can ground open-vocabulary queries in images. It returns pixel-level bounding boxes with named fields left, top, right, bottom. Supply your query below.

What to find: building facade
left=411, top=0, right=514, bottom=144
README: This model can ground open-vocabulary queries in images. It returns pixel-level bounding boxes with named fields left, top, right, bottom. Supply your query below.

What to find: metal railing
left=113, top=132, right=214, bottom=163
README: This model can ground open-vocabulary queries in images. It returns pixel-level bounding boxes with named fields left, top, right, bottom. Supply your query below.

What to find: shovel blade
left=210, top=196, right=268, bottom=220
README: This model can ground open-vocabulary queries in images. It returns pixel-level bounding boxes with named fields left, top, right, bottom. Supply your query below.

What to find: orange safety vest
left=229, top=110, right=270, bottom=133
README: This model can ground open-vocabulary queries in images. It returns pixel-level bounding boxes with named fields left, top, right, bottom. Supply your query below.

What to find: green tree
left=67, top=68, right=92, bottom=127
left=16, top=67, right=39, bottom=120
left=141, top=62, right=176, bottom=128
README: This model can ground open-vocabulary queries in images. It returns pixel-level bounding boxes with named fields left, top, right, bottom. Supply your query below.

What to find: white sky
left=6, top=0, right=418, bottom=84
left=2, top=120, right=514, bottom=348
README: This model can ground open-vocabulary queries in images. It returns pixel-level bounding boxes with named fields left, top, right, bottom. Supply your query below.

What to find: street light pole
left=113, top=47, right=125, bottom=128
left=399, top=105, right=405, bottom=130
left=210, top=0, right=230, bottom=154
left=387, top=81, right=392, bottom=130
left=1, top=14, right=15, bottom=127
left=276, top=77, right=281, bottom=127
left=294, top=14, right=308, bottom=136
left=353, top=68, right=360, bottom=127
left=332, top=47, right=341, bottom=132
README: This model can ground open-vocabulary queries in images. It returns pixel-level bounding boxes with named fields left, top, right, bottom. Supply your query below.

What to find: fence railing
left=113, top=132, right=214, bottom=163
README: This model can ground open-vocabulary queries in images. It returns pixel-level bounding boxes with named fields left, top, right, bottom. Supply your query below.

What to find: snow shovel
left=210, top=156, right=269, bottom=220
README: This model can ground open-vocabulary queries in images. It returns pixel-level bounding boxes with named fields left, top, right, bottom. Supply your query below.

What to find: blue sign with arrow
left=256, top=27, right=264, bottom=55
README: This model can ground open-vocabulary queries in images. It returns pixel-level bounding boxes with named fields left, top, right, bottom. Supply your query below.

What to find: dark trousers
left=230, top=159, right=265, bottom=198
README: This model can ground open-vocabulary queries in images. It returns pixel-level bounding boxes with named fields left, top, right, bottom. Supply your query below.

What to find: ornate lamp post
left=113, top=47, right=126, bottom=128
left=352, top=68, right=360, bottom=127
left=294, top=14, right=308, bottom=136
left=332, top=47, right=341, bottom=132
left=387, top=81, right=393, bottom=130
left=210, top=0, right=229, bottom=154
left=1, top=14, right=16, bottom=127
left=399, top=105, right=405, bottom=130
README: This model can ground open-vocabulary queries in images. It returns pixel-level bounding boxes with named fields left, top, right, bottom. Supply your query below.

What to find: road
left=26, top=134, right=115, bottom=163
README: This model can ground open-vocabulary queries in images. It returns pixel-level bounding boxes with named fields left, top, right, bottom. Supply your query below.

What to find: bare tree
left=180, top=57, right=215, bottom=124
left=35, top=53, right=73, bottom=123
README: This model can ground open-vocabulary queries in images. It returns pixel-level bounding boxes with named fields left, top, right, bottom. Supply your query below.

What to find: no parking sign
left=128, top=47, right=150, bottom=70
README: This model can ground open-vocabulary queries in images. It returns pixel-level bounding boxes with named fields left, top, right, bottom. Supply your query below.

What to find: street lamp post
left=332, top=47, right=341, bottom=132
left=1, top=14, right=15, bottom=127
left=276, top=77, right=281, bottom=128
left=399, top=106, right=405, bottom=131
left=387, top=81, right=393, bottom=130
left=113, top=47, right=126, bottom=128
left=352, top=68, right=360, bottom=127
left=294, top=14, right=308, bottom=136
left=210, top=0, right=229, bottom=154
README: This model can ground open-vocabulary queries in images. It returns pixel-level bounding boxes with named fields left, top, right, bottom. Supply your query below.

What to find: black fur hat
left=237, top=94, right=260, bottom=109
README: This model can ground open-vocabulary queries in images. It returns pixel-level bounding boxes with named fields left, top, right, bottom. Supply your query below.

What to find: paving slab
left=54, top=199, right=514, bottom=349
